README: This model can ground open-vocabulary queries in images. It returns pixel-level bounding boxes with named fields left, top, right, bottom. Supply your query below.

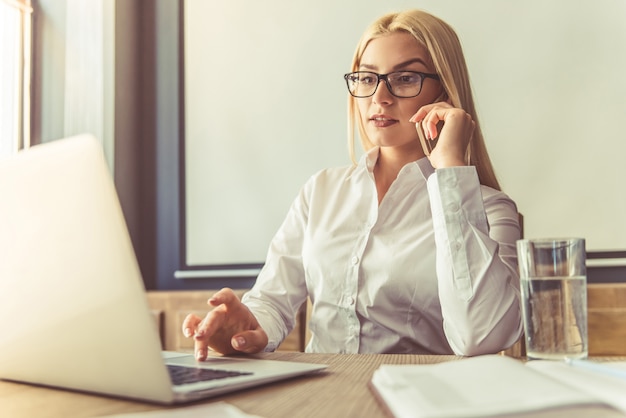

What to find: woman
left=183, top=9, right=523, bottom=358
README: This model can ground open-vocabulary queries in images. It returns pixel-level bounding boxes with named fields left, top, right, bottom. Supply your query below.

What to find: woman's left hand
left=409, top=102, right=475, bottom=168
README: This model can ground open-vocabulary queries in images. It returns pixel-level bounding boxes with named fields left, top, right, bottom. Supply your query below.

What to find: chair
left=587, top=283, right=626, bottom=356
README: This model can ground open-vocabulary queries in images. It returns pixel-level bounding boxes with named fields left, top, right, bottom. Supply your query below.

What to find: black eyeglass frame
left=343, top=70, right=440, bottom=98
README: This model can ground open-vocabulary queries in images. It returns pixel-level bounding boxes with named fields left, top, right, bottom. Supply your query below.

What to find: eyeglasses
left=343, top=71, right=440, bottom=98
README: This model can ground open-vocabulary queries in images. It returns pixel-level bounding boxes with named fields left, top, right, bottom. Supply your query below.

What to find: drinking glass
left=517, top=238, right=588, bottom=360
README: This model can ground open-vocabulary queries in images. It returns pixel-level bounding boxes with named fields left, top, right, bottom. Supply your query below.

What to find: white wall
left=184, top=0, right=626, bottom=267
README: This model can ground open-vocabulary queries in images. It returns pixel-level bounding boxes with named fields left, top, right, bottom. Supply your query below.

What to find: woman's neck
left=373, top=146, right=424, bottom=204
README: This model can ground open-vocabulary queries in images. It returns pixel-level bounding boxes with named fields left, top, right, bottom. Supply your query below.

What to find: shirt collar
left=362, top=147, right=380, bottom=172
left=359, top=146, right=435, bottom=180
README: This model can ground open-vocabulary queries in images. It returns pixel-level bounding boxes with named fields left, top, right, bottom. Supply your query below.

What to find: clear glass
left=517, top=238, right=588, bottom=360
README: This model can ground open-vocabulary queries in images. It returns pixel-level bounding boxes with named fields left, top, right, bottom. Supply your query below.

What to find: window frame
left=0, top=0, right=32, bottom=155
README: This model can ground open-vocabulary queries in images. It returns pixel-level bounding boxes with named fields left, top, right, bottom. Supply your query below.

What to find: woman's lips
left=370, top=116, right=398, bottom=128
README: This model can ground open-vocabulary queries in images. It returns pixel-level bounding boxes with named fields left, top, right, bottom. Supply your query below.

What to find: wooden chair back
left=587, top=283, right=626, bottom=355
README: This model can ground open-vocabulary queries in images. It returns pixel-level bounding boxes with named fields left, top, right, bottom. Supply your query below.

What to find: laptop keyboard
left=167, top=364, right=253, bottom=386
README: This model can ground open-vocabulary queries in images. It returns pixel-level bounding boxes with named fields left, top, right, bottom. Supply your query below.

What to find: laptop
left=0, top=134, right=326, bottom=404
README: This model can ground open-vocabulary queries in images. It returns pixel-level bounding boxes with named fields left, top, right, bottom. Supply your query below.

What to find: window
left=0, top=0, right=32, bottom=156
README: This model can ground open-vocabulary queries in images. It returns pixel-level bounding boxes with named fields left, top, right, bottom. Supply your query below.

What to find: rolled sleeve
left=427, top=166, right=523, bottom=356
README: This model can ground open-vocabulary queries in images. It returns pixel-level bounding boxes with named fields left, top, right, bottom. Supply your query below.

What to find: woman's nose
left=372, top=80, right=394, bottom=105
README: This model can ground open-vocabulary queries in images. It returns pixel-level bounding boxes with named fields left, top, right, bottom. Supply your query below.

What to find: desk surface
left=1, top=352, right=625, bottom=418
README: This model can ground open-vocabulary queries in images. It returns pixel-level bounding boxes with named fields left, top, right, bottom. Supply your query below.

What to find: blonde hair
left=347, top=9, right=501, bottom=190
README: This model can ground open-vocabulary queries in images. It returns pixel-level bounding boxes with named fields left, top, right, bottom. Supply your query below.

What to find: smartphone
left=416, top=92, right=448, bottom=156
left=417, top=122, right=436, bottom=156
left=417, top=119, right=444, bottom=156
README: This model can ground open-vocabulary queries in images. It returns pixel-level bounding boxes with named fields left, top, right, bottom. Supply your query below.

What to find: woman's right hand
left=181, top=288, right=269, bottom=360
left=410, top=101, right=474, bottom=168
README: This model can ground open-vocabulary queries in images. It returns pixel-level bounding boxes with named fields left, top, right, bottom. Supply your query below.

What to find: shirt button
left=446, top=176, right=458, bottom=187
left=447, top=202, right=460, bottom=213
left=346, top=296, right=355, bottom=305
left=351, top=256, right=359, bottom=265
left=452, top=241, right=462, bottom=251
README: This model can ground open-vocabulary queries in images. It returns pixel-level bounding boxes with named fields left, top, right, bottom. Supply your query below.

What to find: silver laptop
left=0, top=134, right=325, bottom=404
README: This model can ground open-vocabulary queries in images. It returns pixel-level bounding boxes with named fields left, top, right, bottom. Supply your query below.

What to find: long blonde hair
left=347, top=9, right=501, bottom=190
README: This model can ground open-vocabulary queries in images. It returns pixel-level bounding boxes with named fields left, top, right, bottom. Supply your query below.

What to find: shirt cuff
left=427, top=166, right=488, bottom=301
left=243, top=302, right=283, bottom=352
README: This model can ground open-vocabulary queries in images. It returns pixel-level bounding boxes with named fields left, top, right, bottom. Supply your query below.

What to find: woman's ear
left=438, top=90, right=449, bottom=104
left=430, top=89, right=448, bottom=105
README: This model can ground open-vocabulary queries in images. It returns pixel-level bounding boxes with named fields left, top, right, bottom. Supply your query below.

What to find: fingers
left=410, top=102, right=474, bottom=168
left=194, top=339, right=210, bottom=361
left=231, top=329, right=270, bottom=354
left=182, top=313, right=202, bottom=339
left=409, top=100, right=450, bottom=122
left=180, top=288, right=268, bottom=359
left=181, top=288, right=237, bottom=339
left=410, top=102, right=455, bottom=140
left=181, top=289, right=235, bottom=360
left=413, top=104, right=475, bottom=140
left=193, top=304, right=232, bottom=359
left=195, top=304, right=229, bottom=341
left=207, top=287, right=238, bottom=307
left=182, top=313, right=219, bottom=360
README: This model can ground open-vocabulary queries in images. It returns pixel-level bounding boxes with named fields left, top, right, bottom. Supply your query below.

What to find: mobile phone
left=417, top=120, right=444, bottom=156
left=417, top=122, right=436, bottom=156
left=416, top=92, right=448, bottom=156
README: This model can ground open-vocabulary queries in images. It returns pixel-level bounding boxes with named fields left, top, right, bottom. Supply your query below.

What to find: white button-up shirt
left=242, top=147, right=523, bottom=355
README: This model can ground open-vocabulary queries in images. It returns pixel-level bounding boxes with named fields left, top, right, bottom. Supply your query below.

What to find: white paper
left=105, top=402, right=264, bottom=418
left=370, top=355, right=599, bottom=418
left=527, top=360, right=626, bottom=414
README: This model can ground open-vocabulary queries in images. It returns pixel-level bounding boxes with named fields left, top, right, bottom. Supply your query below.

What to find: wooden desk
left=1, top=353, right=624, bottom=418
